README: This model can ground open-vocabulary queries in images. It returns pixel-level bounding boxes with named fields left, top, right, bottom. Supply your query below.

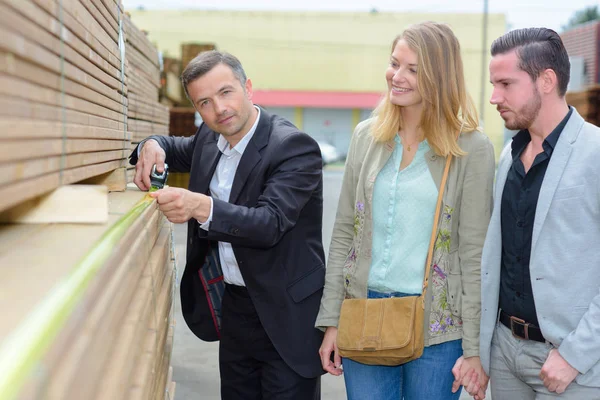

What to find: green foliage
left=563, top=6, right=600, bottom=30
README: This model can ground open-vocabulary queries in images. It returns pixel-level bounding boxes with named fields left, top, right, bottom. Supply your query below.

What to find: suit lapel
left=197, top=135, right=221, bottom=194
left=229, top=108, right=271, bottom=204
left=495, top=144, right=513, bottom=210
left=531, top=109, right=584, bottom=252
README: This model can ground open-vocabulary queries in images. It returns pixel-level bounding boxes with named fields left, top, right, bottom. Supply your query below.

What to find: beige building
left=129, top=9, right=507, bottom=157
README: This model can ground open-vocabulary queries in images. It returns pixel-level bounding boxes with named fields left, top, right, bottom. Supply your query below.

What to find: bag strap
left=421, top=152, right=453, bottom=300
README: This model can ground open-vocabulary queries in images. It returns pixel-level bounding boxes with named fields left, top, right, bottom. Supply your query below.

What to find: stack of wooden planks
left=123, top=13, right=169, bottom=183
left=0, top=1, right=176, bottom=399
left=0, top=0, right=170, bottom=213
left=0, top=0, right=129, bottom=213
left=0, top=188, right=177, bottom=400
left=180, top=42, right=215, bottom=74
left=567, top=85, right=600, bottom=126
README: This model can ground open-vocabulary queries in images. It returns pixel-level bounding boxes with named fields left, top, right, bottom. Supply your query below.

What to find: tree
left=563, top=5, right=599, bottom=30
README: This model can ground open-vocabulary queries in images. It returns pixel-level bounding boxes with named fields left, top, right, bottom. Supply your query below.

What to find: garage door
left=302, top=108, right=353, bottom=157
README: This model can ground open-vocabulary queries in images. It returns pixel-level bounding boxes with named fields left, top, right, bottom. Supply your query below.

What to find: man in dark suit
left=130, top=51, right=325, bottom=399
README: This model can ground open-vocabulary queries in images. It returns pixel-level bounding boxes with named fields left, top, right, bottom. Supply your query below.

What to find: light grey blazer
left=480, top=108, right=600, bottom=387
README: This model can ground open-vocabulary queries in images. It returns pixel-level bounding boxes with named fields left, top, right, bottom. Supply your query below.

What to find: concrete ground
left=170, top=168, right=489, bottom=399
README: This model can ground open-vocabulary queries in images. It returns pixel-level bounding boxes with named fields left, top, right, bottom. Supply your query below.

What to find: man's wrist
left=193, top=194, right=212, bottom=222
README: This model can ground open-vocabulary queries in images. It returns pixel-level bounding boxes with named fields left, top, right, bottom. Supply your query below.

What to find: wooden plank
left=125, top=43, right=160, bottom=86
left=93, top=226, right=171, bottom=400
left=0, top=26, right=125, bottom=103
left=130, top=265, right=174, bottom=400
left=128, top=93, right=168, bottom=116
left=0, top=215, right=124, bottom=345
left=148, top=270, right=175, bottom=397
left=0, top=150, right=125, bottom=186
left=131, top=133, right=166, bottom=144
left=163, top=367, right=174, bottom=400
left=153, top=349, right=171, bottom=400
left=80, top=0, right=119, bottom=43
left=44, top=211, right=164, bottom=400
left=125, top=45, right=160, bottom=89
left=0, top=190, right=146, bottom=342
left=0, top=159, right=125, bottom=212
left=80, top=166, right=127, bottom=192
left=128, top=112, right=170, bottom=126
left=127, top=77, right=159, bottom=101
left=89, top=0, right=119, bottom=37
left=0, top=189, right=150, bottom=399
left=31, top=0, right=120, bottom=61
left=166, top=381, right=176, bottom=400
left=18, top=198, right=161, bottom=399
left=0, top=139, right=126, bottom=163
left=0, top=97, right=125, bottom=132
left=128, top=120, right=169, bottom=134
left=0, top=74, right=124, bottom=123
left=0, top=185, right=108, bottom=224
left=0, top=118, right=126, bottom=140
left=0, top=6, right=124, bottom=94
left=30, top=0, right=121, bottom=69
left=126, top=167, right=135, bottom=183
left=128, top=102, right=169, bottom=124
left=100, top=0, right=120, bottom=27
left=126, top=64, right=159, bottom=97
left=128, top=329, right=157, bottom=400
left=0, top=51, right=125, bottom=114
left=122, top=14, right=159, bottom=68
left=3, top=0, right=122, bottom=83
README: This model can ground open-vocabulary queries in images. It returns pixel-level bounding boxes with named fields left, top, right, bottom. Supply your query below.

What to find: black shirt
left=499, top=107, right=573, bottom=326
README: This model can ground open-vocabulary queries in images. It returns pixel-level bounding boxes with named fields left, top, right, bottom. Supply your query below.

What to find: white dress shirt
left=198, top=107, right=261, bottom=286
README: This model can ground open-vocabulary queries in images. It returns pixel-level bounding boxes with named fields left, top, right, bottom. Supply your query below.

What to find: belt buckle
left=510, top=316, right=529, bottom=340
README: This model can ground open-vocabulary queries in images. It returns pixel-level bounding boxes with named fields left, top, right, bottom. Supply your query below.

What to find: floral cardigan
left=315, top=119, right=495, bottom=358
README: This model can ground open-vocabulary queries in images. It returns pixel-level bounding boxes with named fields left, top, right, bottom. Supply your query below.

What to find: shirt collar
left=510, top=106, right=573, bottom=158
left=217, top=106, right=261, bottom=155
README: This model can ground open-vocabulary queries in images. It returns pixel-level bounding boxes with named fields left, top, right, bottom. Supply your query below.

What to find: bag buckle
left=509, top=316, right=530, bottom=340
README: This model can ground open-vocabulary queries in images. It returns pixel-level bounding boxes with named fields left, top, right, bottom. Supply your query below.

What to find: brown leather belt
left=499, top=309, right=545, bottom=343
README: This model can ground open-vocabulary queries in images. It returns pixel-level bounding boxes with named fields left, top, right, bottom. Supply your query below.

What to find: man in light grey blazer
left=462, top=28, right=600, bottom=399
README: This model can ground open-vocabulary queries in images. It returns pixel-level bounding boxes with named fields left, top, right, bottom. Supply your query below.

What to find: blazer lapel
left=495, top=144, right=513, bottom=208
left=229, top=108, right=270, bottom=204
left=196, top=135, right=221, bottom=194
left=531, top=109, right=584, bottom=252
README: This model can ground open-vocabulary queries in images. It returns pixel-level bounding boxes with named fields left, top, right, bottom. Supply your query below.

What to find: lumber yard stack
left=0, top=1, right=176, bottom=399
left=123, top=12, right=169, bottom=183
left=566, top=85, right=600, bottom=126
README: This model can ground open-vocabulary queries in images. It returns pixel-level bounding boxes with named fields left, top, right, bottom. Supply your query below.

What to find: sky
left=121, top=0, right=599, bottom=32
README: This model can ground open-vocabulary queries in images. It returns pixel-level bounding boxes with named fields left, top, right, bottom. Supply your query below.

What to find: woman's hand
left=452, top=356, right=488, bottom=399
left=319, top=326, right=343, bottom=376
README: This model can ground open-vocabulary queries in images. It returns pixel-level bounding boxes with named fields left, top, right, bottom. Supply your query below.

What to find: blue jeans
left=342, top=290, right=463, bottom=400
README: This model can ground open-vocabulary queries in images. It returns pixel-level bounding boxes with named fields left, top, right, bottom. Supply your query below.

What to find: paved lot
left=170, top=168, right=489, bottom=399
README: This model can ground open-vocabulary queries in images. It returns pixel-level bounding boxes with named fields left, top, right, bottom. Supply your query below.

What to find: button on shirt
left=368, top=137, right=438, bottom=294
left=199, top=106, right=261, bottom=286
left=499, top=107, right=573, bottom=326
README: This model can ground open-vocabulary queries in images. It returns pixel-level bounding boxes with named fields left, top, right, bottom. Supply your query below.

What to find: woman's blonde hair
left=371, top=22, right=479, bottom=157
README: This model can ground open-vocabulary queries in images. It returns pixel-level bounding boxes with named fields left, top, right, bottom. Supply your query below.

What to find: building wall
left=302, top=108, right=354, bottom=156
left=265, top=106, right=371, bottom=156
left=263, top=107, right=297, bottom=126
left=129, top=9, right=508, bottom=157
left=561, top=21, right=600, bottom=87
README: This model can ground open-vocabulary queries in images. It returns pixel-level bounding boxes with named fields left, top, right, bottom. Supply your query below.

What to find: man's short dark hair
left=491, top=28, right=570, bottom=97
left=181, top=50, right=247, bottom=100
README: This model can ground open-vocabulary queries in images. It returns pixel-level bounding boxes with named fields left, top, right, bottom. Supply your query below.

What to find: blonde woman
left=315, top=22, right=495, bottom=400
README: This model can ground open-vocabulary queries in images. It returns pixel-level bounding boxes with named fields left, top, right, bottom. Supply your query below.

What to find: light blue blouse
left=367, top=136, right=438, bottom=294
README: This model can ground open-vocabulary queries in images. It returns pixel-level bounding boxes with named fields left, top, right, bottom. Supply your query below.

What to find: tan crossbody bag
left=336, top=152, right=453, bottom=366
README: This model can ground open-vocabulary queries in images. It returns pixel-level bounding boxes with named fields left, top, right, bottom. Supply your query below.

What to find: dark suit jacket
left=130, top=108, right=325, bottom=378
